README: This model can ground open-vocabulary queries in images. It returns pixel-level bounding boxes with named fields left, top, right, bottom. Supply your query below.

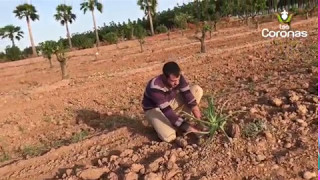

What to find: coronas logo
left=261, top=9, right=308, bottom=38
left=276, top=9, right=293, bottom=24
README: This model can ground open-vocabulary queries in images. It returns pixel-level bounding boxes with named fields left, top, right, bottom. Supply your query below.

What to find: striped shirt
left=142, top=74, right=197, bottom=127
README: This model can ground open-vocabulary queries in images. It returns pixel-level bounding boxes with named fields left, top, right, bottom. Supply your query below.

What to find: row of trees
left=0, top=0, right=317, bottom=62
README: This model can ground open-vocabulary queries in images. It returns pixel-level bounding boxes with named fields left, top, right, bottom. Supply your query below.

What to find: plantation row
left=0, top=0, right=317, bottom=62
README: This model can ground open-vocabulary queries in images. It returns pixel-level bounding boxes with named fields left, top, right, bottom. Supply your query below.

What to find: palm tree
left=54, top=4, right=76, bottom=49
left=137, top=0, right=157, bottom=36
left=0, top=25, right=24, bottom=47
left=13, top=3, right=39, bottom=56
left=80, top=0, right=103, bottom=47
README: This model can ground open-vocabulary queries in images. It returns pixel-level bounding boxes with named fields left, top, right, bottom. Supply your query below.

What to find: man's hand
left=180, top=121, right=201, bottom=134
left=191, top=105, right=201, bottom=119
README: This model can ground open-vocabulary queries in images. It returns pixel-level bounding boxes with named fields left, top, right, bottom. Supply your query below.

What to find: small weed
left=52, top=139, right=68, bottom=148
left=71, top=130, right=89, bottom=143
left=43, top=115, right=52, bottom=123
left=248, top=82, right=256, bottom=94
left=21, top=144, right=48, bottom=158
left=309, top=44, right=317, bottom=50
left=0, top=152, right=10, bottom=162
left=243, top=119, right=266, bottom=138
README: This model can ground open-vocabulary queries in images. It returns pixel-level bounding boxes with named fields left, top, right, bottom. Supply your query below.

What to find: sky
left=0, top=0, right=193, bottom=52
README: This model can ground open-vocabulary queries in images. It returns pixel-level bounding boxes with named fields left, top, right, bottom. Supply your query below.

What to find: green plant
left=156, top=24, right=168, bottom=33
left=102, top=32, right=118, bottom=45
left=134, top=25, right=146, bottom=52
left=174, top=13, right=191, bottom=36
left=5, top=45, right=22, bottom=61
left=183, top=96, right=243, bottom=142
left=0, top=152, right=10, bottom=162
left=243, top=120, right=266, bottom=138
left=71, top=34, right=94, bottom=49
left=21, top=144, right=48, bottom=157
left=40, top=40, right=57, bottom=68
left=71, top=130, right=89, bottom=143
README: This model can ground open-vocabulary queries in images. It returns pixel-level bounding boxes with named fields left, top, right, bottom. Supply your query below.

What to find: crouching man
left=142, top=61, right=203, bottom=142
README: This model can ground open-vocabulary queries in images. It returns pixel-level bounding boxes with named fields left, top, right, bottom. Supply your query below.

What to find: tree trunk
left=92, top=10, right=100, bottom=47
left=139, top=40, right=143, bottom=52
left=11, top=38, right=15, bottom=47
left=147, top=6, right=155, bottom=36
left=200, top=29, right=206, bottom=53
left=65, top=22, right=72, bottom=49
left=167, top=31, right=170, bottom=40
left=200, top=38, right=205, bottom=53
left=131, top=28, right=134, bottom=39
left=60, top=60, right=68, bottom=79
left=26, top=17, right=37, bottom=56
left=48, top=57, right=53, bottom=68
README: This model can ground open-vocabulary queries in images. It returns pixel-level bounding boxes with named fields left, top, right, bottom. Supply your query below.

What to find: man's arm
left=148, top=89, right=184, bottom=127
left=179, top=75, right=201, bottom=119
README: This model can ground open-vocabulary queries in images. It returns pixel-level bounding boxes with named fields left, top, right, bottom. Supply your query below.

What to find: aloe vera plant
left=182, top=96, right=243, bottom=142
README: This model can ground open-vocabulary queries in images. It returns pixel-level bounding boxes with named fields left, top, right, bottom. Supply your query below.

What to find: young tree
left=39, top=40, right=57, bottom=68
left=250, top=0, right=267, bottom=29
left=0, top=25, right=24, bottom=47
left=54, top=4, right=76, bottom=49
left=194, top=22, right=211, bottom=53
left=13, top=3, right=39, bottom=56
left=134, top=25, right=146, bottom=52
left=54, top=43, right=68, bottom=79
left=80, top=0, right=103, bottom=47
left=174, top=13, right=191, bottom=36
left=137, top=0, right=157, bottom=36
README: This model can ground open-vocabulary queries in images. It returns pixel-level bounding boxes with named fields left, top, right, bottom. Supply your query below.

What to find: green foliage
left=54, top=4, right=76, bottom=26
left=0, top=152, right=10, bottom=162
left=22, top=46, right=41, bottom=57
left=39, top=40, right=58, bottom=59
left=183, top=96, right=243, bottom=142
left=21, top=144, right=48, bottom=157
left=13, top=3, right=39, bottom=21
left=156, top=24, right=168, bottom=33
left=71, top=130, right=89, bottom=143
left=80, top=0, right=103, bottom=14
left=102, top=32, right=118, bottom=44
left=0, top=25, right=24, bottom=46
left=134, top=25, right=146, bottom=40
left=5, top=46, right=22, bottom=61
left=174, top=13, right=191, bottom=30
left=243, top=120, right=266, bottom=138
left=203, top=22, right=211, bottom=32
left=71, top=33, right=94, bottom=49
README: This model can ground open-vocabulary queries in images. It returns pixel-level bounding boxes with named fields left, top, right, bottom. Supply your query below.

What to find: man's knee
left=160, top=133, right=176, bottom=142
left=190, top=85, right=203, bottom=102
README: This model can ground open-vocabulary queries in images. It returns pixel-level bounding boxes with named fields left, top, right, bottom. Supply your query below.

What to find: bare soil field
left=0, top=16, right=318, bottom=180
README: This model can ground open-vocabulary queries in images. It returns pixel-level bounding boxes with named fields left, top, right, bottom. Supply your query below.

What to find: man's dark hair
left=162, top=61, right=181, bottom=78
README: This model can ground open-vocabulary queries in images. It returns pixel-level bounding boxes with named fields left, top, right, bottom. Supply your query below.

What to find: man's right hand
left=180, top=121, right=201, bottom=134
